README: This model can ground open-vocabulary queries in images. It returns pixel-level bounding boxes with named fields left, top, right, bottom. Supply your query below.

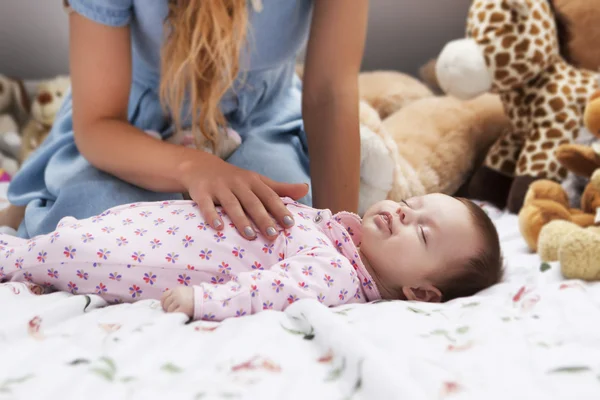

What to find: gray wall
left=0, top=0, right=471, bottom=80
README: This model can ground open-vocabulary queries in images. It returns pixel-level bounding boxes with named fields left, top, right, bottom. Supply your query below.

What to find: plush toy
left=358, top=92, right=510, bottom=215
left=435, top=0, right=599, bottom=214
left=519, top=84, right=600, bottom=251
left=0, top=74, right=30, bottom=128
left=20, top=76, right=71, bottom=163
left=535, top=168, right=600, bottom=281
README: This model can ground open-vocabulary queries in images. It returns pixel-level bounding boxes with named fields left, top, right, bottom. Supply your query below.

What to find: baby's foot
left=161, top=287, right=194, bottom=318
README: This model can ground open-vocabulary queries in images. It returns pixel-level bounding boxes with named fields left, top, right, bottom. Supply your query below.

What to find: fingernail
left=267, top=227, right=277, bottom=237
left=244, top=226, right=256, bottom=238
left=213, top=219, right=222, bottom=228
left=283, top=215, right=294, bottom=227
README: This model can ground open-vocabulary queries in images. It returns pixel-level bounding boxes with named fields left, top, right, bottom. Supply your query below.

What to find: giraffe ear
left=507, top=0, right=530, bottom=18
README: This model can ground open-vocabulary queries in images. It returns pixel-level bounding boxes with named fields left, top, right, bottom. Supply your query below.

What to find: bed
left=1, top=183, right=600, bottom=400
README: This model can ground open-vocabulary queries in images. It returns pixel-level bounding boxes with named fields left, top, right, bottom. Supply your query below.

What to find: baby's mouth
left=379, top=212, right=393, bottom=234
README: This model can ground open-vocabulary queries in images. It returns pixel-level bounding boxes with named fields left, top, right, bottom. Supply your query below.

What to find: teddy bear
left=0, top=74, right=31, bottom=176
left=519, top=83, right=600, bottom=252
left=20, top=76, right=71, bottom=163
left=535, top=169, right=600, bottom=281
left=435, top=0, right=599, bottom=214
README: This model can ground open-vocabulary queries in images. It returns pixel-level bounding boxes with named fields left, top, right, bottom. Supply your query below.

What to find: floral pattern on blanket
left=2, top=203, right=600, bottom=399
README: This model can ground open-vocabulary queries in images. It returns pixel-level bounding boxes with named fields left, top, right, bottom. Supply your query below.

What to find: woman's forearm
left=304, top=92, right=361, bottom=214
left=74, top=119, right=210, bottom=193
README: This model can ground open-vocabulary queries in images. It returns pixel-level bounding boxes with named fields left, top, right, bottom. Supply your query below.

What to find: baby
left=0, top=195, right=502, bottom=321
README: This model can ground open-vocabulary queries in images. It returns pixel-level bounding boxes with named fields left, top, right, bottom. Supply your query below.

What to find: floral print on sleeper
left=0, top=198, right=381, bottom=321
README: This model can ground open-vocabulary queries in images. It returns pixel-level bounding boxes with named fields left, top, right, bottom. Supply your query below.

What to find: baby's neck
left=358, top=249, right=399, bottom=300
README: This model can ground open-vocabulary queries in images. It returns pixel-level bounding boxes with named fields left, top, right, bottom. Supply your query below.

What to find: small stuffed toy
left=20, top=76, right=71, bottom=163
left=436, top=0, right=599, bottom=214
left=536, top=169, right=600, bottom=281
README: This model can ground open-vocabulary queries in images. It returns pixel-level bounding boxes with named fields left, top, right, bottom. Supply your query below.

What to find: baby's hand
left=161, top=287, right=194, bottom=318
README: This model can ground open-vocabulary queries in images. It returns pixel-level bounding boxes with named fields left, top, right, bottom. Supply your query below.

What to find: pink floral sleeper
left=0, top=198, right=381, bottom=321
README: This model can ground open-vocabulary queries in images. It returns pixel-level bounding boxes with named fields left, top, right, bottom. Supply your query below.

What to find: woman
left=6, top=0, right=368, bottom=240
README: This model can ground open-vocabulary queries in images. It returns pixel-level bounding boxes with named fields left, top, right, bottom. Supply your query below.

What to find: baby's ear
left=402, top=285, right=441, bottom=303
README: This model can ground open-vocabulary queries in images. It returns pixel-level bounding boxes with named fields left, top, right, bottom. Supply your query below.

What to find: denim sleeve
left=65, top=0, right=133, bottom=27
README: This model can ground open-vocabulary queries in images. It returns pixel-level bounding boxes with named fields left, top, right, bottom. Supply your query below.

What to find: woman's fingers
left=195, top=194, right=223, bottom=230
left=264, top=177, right=309, bottom=201
left=256, top=177, right=306, bottom=229
left=216, top=188, right=257, bottom=240
left=233, top=187, right=279, bottom=239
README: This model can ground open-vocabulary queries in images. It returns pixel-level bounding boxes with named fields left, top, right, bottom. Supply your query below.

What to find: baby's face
left=360, top=194, right=482, bottom=301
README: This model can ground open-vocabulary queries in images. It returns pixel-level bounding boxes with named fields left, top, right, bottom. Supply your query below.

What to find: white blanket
left=1, top=199, right=600, bottom=400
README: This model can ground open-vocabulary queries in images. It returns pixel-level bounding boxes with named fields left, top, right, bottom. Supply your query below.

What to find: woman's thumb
left=264, top=177, right=309, bottom=200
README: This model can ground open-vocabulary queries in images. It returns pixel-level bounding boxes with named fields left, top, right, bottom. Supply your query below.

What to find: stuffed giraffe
left=436, top=0, right=599, bottom=213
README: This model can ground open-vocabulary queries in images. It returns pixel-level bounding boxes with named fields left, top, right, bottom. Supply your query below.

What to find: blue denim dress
left=8, top=0, right=313, bottom=238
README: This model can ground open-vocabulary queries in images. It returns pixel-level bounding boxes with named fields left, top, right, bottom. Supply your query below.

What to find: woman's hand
left=178, top=153, right=309, bottom=240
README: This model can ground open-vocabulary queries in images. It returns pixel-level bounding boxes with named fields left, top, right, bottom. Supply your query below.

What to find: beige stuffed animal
left=20, top=76, right=71, bottom=163
left=358, top=91, right=510, bottom=214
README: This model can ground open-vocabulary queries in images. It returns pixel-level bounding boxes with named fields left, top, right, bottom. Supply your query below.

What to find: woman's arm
left=69, top=12, right=199, bottom=193
left=302, top=0, right=369, bottom=214
left=69, top=13, right=306, bottom=240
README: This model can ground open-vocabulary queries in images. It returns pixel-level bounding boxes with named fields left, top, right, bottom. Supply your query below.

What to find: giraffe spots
left=531, top=163, right=545, bottom=172
left=532, top=153, right=548, bottom=162
left=565, top=120, right=579, bottom=130
left=530, top=131, right=541, bottom=141
left=535, top=38, right=544, bottom=47
left=524, top=94, right=536, bottom=105
left=512, top=63, right=529, bottom=75
left=525, top=145, right=537, bottom=153
left=490, top=12, right=505, bottom=23
left=541, top=142, right=554, bottom=150
left=529, top=24, right=540, bottom=35
left=501, top=35, right=518, bottom=49
left=568, top=70, right=577, bottom=78
left=477, top=11, right=486, bottom=23
left=490, top=155, right=500, bottom=165
left=541, top=121, right=552, bottom=129
left=549, top=98, right=565, bottom=112
left=561, top=86, right=572, bottom=96
left=532, top=51, right=544, bottom=65
left=576, top=87, right=589, bottom=94
left=485, top=3, right=495, bottom=10
left=504, top=77, right=519, bottom=87
left=549, top=162, right=557, bottom=172
left=547, top=83, right=558, bottom=94
left=495, top=53, right=511, bottom=68
left=533, top=108, right=547, bottom=118
left=517, top=24, right=526, bottom=35
left=532, top=10, right=542, bottom=20
left=545, top=45, right=554, bottom=55
left=542, top=20, right=551, bottom=30
left=546, top=129, right=562, bottom=139
left=555, top=112, right=568, bottom=123
left=495, top=69, right=510, bottom=81
left=515, top=39, right=531, bottom=54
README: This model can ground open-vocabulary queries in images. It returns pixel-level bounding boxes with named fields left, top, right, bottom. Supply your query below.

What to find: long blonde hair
left=160, top=0, right=249, bottom=151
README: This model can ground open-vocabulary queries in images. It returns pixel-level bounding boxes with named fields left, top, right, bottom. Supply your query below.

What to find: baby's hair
left=437, top=197, right=503, bottom=302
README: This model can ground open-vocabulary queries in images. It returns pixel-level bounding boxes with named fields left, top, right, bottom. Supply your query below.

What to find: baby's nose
left=396, top=208, right=407, bottom=224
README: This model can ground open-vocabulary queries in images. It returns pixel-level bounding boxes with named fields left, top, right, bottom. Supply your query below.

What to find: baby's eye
left=420, top=226, right=427, bottom=245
